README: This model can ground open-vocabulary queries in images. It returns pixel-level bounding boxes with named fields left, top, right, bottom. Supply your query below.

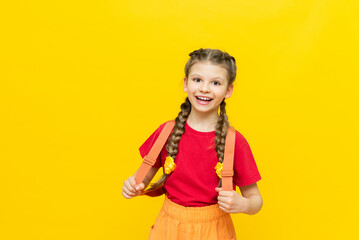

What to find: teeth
left=197, top=97, right=211, bottom=101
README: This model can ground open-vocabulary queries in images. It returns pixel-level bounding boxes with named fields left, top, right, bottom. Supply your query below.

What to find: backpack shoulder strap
left=221, top=126, right=236, bottom=191
left=135, top=120, right=175, bottom=185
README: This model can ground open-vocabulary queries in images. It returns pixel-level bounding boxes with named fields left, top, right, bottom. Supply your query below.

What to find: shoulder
left=138, top=120, right=174, bottom=157
left=230, top=126, right=251, bottom=150
left=148, top=120, right=175, bottom=138
left=157, top=120, right=175, bottom=132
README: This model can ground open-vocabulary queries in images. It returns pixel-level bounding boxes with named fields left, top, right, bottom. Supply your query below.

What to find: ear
left=225, top=84, right=233, bottom=99
left=183, top=77, right=188, bottom=92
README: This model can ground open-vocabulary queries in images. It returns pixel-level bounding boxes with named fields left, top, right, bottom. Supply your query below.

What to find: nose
left=199, top=82, right=210, bottom=93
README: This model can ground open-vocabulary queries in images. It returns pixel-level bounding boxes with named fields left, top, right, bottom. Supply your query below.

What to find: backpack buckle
left=221, top=170, right=234, bottom=177
left=143, top=155, right=156, bottom=166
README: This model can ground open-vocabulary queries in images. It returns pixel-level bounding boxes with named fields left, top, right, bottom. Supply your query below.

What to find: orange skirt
left=149, top=195, right=237, bottom=240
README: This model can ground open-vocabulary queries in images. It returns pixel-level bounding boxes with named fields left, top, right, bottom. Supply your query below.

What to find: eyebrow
left=190, top=73, right=223, bottom=80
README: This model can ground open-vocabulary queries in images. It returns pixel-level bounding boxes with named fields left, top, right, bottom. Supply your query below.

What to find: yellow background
left=1, top=0, right=358, bottom=239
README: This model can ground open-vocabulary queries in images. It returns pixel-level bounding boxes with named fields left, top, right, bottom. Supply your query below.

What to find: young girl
left=122, top=48, right=263, bottom=240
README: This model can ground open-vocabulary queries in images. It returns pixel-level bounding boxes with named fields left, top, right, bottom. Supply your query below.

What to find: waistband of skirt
left=161, top=195, right=228, bottom=222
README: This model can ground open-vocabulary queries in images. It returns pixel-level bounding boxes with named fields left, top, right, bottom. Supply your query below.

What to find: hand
left=122, top=176, right=145, bottom=199
left=215, top=187, right=248, bottom=213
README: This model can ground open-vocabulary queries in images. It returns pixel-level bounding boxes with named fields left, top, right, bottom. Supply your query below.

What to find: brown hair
left=146, top=48, right=237, bottom=191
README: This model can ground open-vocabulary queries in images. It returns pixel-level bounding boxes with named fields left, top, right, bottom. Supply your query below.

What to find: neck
left=186, top=109, right=219, bottom=132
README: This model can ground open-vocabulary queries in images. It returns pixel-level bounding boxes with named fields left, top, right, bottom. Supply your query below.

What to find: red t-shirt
left=139, top=121, right=261, bottom=207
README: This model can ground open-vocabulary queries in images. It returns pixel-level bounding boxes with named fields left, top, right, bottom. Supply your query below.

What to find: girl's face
left=183, top=62, right=233, bottom=116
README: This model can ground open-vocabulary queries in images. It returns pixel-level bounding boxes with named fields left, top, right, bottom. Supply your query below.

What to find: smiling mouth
left=195, top=96, right=213, bottom=102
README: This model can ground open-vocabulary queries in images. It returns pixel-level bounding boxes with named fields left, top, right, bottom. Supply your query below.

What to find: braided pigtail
left=185, top=48, right=236, bottom=187
left=215, top=100, right=230, bottom=187
left=146, top=48, right=236, bottom=191
left=145, top=97, right=191, bottom=192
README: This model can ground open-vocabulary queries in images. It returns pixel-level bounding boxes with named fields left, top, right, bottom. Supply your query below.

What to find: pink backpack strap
left=221, top=126, right=236, bottom=191
left=135, top=120, right=175, bottom=185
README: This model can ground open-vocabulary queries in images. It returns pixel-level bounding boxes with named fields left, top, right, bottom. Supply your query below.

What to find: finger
left=122, top=190, right=133, bottom=199
left=216, top=188, right=233, bottom=196
left=218, top=201, right=231, bottom=210
left=217, top=196, right=229, bottom=206
left=217, top=196, right=226, bottom=203
left=218, top=190, right=233, bottom=197
left=136, top=183, right=145, bottom=191
left=122, top=185, right=135, bottom=196
left=124, top=180, right=136, bottom=193
left=218, top=205, right=229, bottom=213
left=129, top=176, right=138, bottom=188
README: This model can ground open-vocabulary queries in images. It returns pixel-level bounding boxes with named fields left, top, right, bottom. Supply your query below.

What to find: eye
left=212, top=81, right=221, bottom=86
left=193, top=77, right=201, bottom=82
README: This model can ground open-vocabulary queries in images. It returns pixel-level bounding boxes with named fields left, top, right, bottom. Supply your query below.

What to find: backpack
left=135, top=120, right=236, bottom=197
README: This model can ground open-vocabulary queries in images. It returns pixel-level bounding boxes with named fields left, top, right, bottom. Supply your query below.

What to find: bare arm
left=238, top=183, right=263, bottom=215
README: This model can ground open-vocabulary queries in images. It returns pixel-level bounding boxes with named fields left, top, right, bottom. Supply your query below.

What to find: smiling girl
left=122, top=48, right=263, bottom=240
